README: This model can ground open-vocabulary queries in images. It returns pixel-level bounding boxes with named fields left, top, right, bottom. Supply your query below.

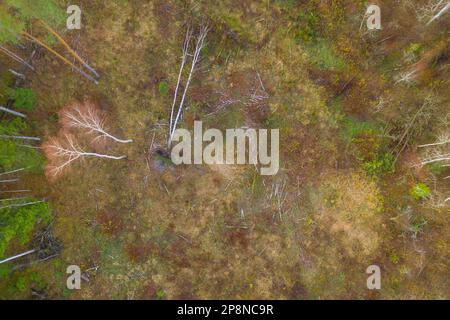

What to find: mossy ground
left=0, top=0, right=448, bottom=299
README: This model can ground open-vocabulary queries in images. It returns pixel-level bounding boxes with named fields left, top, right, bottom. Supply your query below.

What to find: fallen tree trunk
left=0, top=249, right=36, bottom=265
left=0, top=106, right=27, bottom=118
left=0, top=135, right=41, bottom=141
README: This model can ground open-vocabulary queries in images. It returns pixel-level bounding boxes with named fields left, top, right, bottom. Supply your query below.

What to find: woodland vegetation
left=0, top=0, right=448, bottom=299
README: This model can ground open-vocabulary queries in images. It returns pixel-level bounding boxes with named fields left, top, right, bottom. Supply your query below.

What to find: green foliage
left=0, top=10, right=25, bottom=44
left=292, top=10, right=320, bottom=43
left=403, top=43, right=423, bottom=64
left=7, top=87, right=36, bottom=111
left=156, top=287, right=166, bottom=300
left=363, top=153, right=395, bottom=175
left=1, top=271, right=46, bottom=297
left=15, top=277, right=27, bottom=292
left=0, top=119, right=44, bottom=171
left=389, top=252, right=400, bottom=264
left=306, top=40, right=346, bottom=71
left=0, top=0, right=64, bottom=47
left=0, top=200, right=52, bottom=258
left=0, top=140, right=44, bottom=171
left=274, top=0, right=298, bottom=9
left=340, top=117, right=379, bottom=144
left=158, top=81, right=168, bottom=96
left=426, top=162, right=446, bottom=176
left=409, top=217, right=427, bottom=237
left=4, top=0, right=65, bottom=27
left=410, top=183, right=431, bottom=200
left=0, top=117, right=27, bottom=135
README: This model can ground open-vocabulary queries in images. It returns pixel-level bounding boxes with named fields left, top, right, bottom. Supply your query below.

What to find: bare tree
left=38, top=19, right=100, bottom=79
left=413, top=0, right=450, bottom=24
left=418, top=132, right=450, bottom=148
left=168, top=25, right=209, bottom=147
left=0, top=45, right=34, bottom=71
left=392, top=97, right=435, bottom=160
left=168, top=26, right=192, bottom=144
left=20, top=31, right=99, bottom=85
left=418, top=125, right=450, bottom=166
left=42, top=134, right=126, bottom=178
left=419, top=150, right=450, bottom=165
left=427, top=2, right=450, bottom=24
left=416, top=125, right=450, bottom=206
left=60, top=101, right=133, bottom=144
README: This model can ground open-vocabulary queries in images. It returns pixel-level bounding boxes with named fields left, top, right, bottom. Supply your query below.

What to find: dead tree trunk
left=0, top=249, right=36, bottom=265
left=168, top=25, right=209, bottom=147
left=43, top=134, right=127, bottom=178
left=0, top=106, right=27, bottom=118
left=0, top=135, right=41, bottom=141
left=60, top=101, right=133, bottom=144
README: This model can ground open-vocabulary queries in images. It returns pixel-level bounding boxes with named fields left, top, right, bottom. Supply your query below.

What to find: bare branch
left=0, top=249, right=36, bottom=265
left=0, top=190, right=31, bottom=194
left=0, top=200, right=44, bottom=210
left=0, top=167, right=26, bottom=177
left=61, top=101, right=132, bottom=144
left=0, top=106, right=27, bottom=118
left=0, top=135, right=40, bottom=141
left=0, top=45, right=34, bottom=70
left=43, top=134, right=127, bottom=178
left=168, top=25, right=209, bottom=146
left=427, top=2, right=450, bottom=24
left=0, top=179, right=19, bottom=183
left=168, top=27, right=192, bottom=146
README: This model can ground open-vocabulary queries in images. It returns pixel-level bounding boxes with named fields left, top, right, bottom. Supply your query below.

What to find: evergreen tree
left=0, top=201, right=51, bottom=259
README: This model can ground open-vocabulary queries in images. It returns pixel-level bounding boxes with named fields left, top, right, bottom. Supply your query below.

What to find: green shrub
left=410, top=183, right=431, bottom=200
left=5, top=0, right=65, bottom=27
left=293, top=10, right=320, bottom=43
left=0, top=140, right=44, bottom=171
left=0, top=200, right=52, bottom=259
left=409, top=218, right=427, bottom=237
left=0, top=265, right=11, bottom=278
left=0, top=117, right=28, bottom=135
left=0, top=11, right=24, bottom=44
left=158, top=81, right=168, bottom=96
left=0, top=118, right=44, bottom=171
left=306, top=40, right=346, bottom=71
left=389, top=252, right=399, bottom=264
left=156, top=288, right=166, bottom=300
left=364, top=153, right=395, bottom=175
left=1, top=1, right=65, bottom=47
left=340, top=117, right=379, bottom=144
left=15, top=277, right=27, bottom=292
left=7, top=88, right=37, bottom=111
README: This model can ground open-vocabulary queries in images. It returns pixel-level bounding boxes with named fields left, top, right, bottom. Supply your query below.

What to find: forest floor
left=0, top=0, right=448, bottom=299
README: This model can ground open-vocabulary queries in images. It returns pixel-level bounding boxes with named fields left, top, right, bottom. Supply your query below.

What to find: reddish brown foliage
left=125, top=240, right=154, bottom=263
left=97, top=210, right=124, bottom=236
left=42, top=133, right=81, bottom=181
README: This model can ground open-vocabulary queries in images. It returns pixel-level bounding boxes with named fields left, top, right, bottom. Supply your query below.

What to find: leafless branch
left=62, top=102, right=132, bottom=144
left=168, top=25, right=209, bottom=146
left=43, top=134, right=127, bottom=178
